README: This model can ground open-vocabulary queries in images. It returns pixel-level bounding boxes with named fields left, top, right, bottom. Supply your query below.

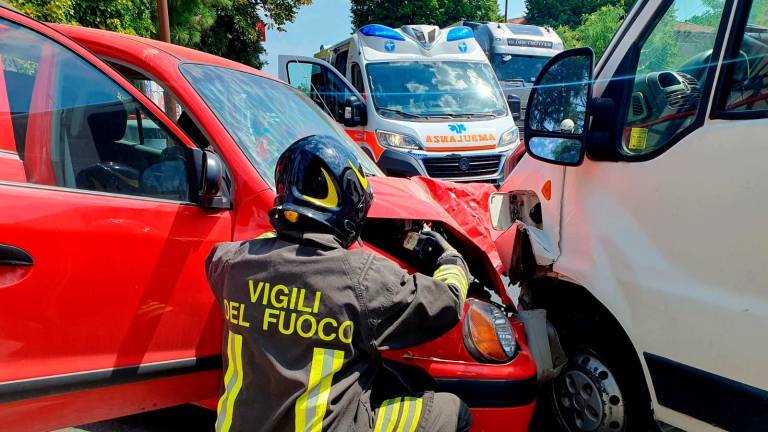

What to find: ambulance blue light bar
left=359, top=24, right=405, bottom=41
left=446, top=26, right=474, bottom=42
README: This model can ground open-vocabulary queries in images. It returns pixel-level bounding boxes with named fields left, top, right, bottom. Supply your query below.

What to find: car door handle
left=0, top=244, right=33, bottom=266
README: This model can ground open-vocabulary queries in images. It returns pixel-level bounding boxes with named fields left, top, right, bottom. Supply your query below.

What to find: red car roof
left=50, top=23, right=278, bottom=81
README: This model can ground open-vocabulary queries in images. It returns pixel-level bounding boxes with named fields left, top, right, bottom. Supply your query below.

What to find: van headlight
left=463, top=299, right=517, bottom=363
left=376, top=130, right=422, bottom=150
left=498, top=127, right=519, bottom=148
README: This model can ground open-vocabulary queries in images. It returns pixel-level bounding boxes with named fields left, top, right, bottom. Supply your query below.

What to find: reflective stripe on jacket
left=205, top=231, right=466, bottom=432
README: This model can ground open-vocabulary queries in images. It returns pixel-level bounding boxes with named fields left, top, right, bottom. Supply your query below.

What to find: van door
left=552, top=0, right=768, bottom=429
left=0, top=11, right=230, bottom=429
left=277, top=55, right=377, bottom=160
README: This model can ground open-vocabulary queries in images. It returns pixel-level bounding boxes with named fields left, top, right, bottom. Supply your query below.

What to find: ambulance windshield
left=181, top=64, right=382, bottom=189
left=491, top=54, right=551, bottom=83
left=366, top=61, right=507, bottom=120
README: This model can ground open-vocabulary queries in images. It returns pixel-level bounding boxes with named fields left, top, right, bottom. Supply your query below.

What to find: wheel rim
left=552, top=353, right=625, bottom=432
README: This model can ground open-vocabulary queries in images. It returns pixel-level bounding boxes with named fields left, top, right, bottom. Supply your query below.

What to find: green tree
left=525, top=0, right=631, bottom=28
left=7, top=0, right=312, bottom=69
left=350, top=0, right=501, bottom=30
left=556, top=4, right=626, bottom=59
left=9, top=0, right=155, bottom=36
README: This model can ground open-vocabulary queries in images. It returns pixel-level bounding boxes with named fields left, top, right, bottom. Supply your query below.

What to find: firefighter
left=206, top=135, right=472, bottom=432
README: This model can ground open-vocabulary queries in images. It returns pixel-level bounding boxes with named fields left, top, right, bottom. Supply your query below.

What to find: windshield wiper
left=378, top=108, right=423, bottom=119
left=427, top=112, right=499, bottom=119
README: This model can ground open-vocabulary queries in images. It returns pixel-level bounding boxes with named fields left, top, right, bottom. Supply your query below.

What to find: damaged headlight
left=463, top=299, right=517, bottom=363
left=376, top=130, right=422, bottom=150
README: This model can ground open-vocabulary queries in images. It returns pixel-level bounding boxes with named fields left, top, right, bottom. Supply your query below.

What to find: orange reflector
left=284, top=210, right=299, bottom=223
left=541, top=180, right=552, bottom=201
left=467, top=304, right=508, bottom=362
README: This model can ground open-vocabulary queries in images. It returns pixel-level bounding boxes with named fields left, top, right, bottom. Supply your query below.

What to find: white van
left=278, top=24, right=520, bottom=184
left=489, top=0, right=768, bottom=430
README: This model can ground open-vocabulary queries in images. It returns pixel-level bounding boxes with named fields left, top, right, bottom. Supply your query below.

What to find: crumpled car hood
left=368, top=176, right=507, bottom=301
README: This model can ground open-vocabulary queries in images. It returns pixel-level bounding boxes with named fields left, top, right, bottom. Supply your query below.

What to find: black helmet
left=270, top=135, right=374, bottom=248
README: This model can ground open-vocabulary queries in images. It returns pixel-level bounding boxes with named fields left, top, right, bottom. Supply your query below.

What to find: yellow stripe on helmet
left=303, top=168, right=339, bottom=208
left=348, top=161, right=369, bottom=190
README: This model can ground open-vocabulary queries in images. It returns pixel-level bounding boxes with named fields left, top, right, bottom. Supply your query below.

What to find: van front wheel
left=549, top=350, right=627, bottom=431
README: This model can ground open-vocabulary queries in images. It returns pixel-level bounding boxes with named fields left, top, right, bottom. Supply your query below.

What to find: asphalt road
left=57, top=405, right=216, bottom=432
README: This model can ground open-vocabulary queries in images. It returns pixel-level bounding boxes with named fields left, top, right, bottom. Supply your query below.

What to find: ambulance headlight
left=376, top=130, right=422, bottom=150
left=463, top=300, right=516, bottom=363
left=498, top=127, right=519, bottom=148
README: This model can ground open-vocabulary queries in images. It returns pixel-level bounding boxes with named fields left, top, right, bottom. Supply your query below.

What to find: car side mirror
left=525, top=47, right=594, bottom=166
left=507, top=94, right=522, bottom=121
left=193, top=149, right=230, bottom=209
left=343, top=95, right=367, bottom=127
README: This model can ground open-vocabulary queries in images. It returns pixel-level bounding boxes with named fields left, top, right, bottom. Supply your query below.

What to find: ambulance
left=461, top=21, right=564, bottom=134
left=278, top=24, right=521, bottom=184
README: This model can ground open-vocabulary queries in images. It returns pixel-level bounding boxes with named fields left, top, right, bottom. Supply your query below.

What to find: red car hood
left=368, top=176, right=507, bottom=301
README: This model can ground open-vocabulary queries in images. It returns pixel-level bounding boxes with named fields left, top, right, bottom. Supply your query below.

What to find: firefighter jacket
left=205, top=230, right=469, bottom=432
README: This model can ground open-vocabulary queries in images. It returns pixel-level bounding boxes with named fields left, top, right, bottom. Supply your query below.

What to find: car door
left=552, top=0, right=768, bottom=429
left=277, top=55, right=378, bottom=159
left=0, top=10, right=230, bottom=430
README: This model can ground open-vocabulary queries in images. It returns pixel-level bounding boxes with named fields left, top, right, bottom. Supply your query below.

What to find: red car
left=0, top=6, right=536, bottom=431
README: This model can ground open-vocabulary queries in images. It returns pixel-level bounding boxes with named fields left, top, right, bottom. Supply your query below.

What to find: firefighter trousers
left=372, top=391, right=471, bottom=432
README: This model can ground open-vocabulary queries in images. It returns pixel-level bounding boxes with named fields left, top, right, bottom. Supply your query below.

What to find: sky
left=263, top=0, right=526, bottom=76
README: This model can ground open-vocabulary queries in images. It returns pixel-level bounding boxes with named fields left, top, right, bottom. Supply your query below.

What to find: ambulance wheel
left=530, top=283, right=656, bottom=432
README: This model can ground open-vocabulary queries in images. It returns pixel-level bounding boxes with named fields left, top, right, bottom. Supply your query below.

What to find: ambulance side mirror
left=507, top=94, right=522, bottom=121
left=343, top=95, right=367, bottom=127
left=525, top=47, right=594, bottom=167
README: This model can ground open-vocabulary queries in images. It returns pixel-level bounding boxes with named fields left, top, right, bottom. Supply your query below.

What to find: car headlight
left=498, top=127, right=519, bottom=148
left=376, top=130, right=422, bottom=150
left=463, top=299, right=517, bottom=363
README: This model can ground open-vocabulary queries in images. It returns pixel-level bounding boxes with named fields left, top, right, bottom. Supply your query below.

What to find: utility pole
left=155, top=0, right=177, bottom=119
left=156, top=0, right=171, bottom=43
left=504, top=0, right=509, bottom=22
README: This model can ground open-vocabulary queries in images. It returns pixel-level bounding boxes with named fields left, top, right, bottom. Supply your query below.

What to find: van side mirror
left=525, top=47, right=594, bottom=166
left=343, top=95, right=367, bottom=127
left=507, top=94, right=522, bottom=121
left=192, top=149, right=230, bottom=209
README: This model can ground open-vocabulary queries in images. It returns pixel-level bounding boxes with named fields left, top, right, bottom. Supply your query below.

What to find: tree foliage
left=525, top=0, right=630, bottom=28
left=9, top=0, right=155, bottom=36
left=556, top=4, right=626, bottom=59
left=7, top=0, right=311, bottom=68
left=350, top=0, right=501, bottom=30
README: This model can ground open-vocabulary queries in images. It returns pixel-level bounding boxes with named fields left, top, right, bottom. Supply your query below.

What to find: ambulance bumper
left=376, top=145, right=517, bottom=185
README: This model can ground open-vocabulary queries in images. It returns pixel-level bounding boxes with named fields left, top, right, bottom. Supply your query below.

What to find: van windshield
left=365, top=61, right=507, bottom=120
left=491, top=54, right=551, bottom=84
left=181, top=64, right=382, bottom=188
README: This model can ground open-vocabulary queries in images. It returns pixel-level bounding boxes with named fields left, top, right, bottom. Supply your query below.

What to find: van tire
left=528, top=281, right=656, bottom=432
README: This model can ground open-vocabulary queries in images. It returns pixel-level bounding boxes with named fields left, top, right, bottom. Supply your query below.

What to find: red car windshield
left=180, top=63, right=382, bottom=188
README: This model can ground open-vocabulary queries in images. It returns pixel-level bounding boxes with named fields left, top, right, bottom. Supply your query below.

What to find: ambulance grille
left=423, top=155, right=502, bottom=179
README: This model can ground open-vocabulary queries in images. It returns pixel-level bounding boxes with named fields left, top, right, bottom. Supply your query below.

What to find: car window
left=621, top=0, right=726, bottom=155
left=108, top=62, right=211, bottom=149
left=719, top=0, right=768, bottom=113
left=181, top=63, right=381, bottom=189
left=351, top=62, right=365, bottom=95
left=286, top=61, right=355, bottom=122
left=0, top=18, right=190, bottom=201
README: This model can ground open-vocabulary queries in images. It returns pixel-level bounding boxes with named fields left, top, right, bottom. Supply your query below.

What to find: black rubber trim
left=0, top=244, right=33, bottom=266
left=0, top=355, right=221, bottom=403
left=435, top=377, right=537, bottom=408
left=376, top=149, right=427, bottom=178
left=644, top=352, right=768, bottom=431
